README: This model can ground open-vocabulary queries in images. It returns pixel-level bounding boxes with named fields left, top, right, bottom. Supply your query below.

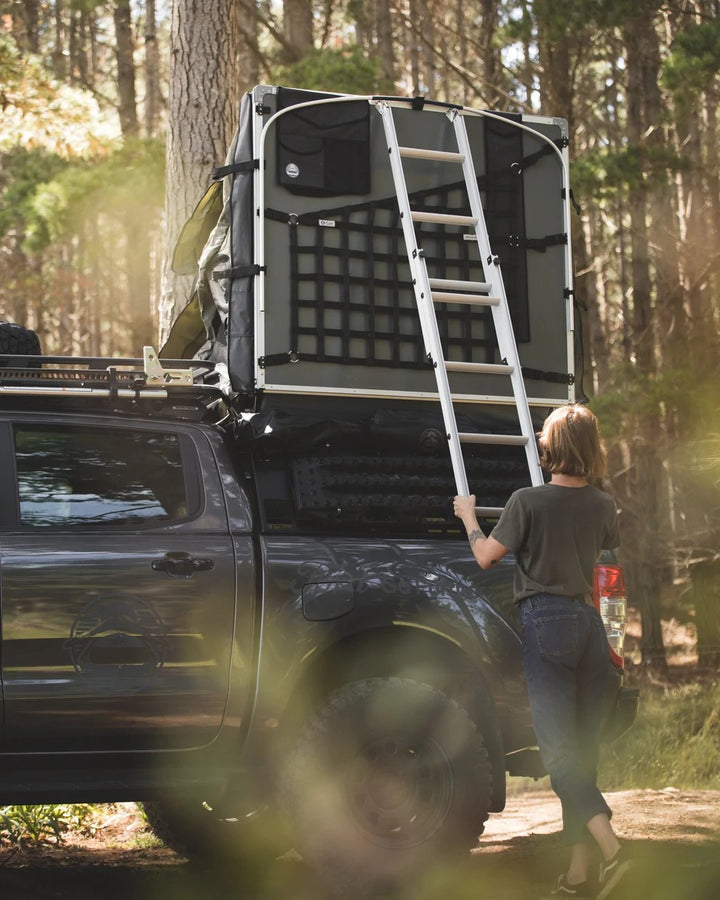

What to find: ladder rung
left=429, top=278, right=492, bottom=293
left=432, top=291, right=499, bottom=306
left=475, top=506, right=504, bottom=518
left=445, top=361, right=514, bottom=375
left=411, top=211, right=477, bottom=227
left=458, top=433, right=529, bottom=446
left=399, top=146, right=464, bottom=164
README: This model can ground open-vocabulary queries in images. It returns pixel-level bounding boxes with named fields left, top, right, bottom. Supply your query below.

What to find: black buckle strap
left=258, top=350, right=305, bottom=368
left=505, top=233, right=567, bottom=252
left=510, top=137, right=569, bottom=175
left=211, top=159, right=259, bottom=180
left=212, top=264, right=264, bottom=281
left=522, top=367, right=574, bottom=385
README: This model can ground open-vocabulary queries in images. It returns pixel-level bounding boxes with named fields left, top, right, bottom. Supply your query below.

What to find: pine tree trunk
left=113, top=0, right=139, bottom=138
left=52, top=0, right=66, bottom=80
left=283, top=0, right=313, bottom=62
left=407, top=0, right=421, bottom=95
left=480, top=0, right=500, bottom=107
left=692, top=563, right=720, bottom=668
left=420, top=0, right=435, bottom=97
left=159, top=0, right=240, bottom=342
left=534, top=0, right=573, bottom=123
left=622, top=10, right=668, bottom=677
left=237, top=0, right=260, bottom=91
left=455, top=0, right=469, bottom=104
left=12, top=0, right=40, bottom=52
left=574, top=216, right=609, bottom=392
left=144, top=0, right=161, bottom=137
left=377, top=0, right=395, bottom=92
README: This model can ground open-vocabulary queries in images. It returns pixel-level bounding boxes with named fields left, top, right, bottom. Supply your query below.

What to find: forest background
left=0, top=0, right=718, bottom=675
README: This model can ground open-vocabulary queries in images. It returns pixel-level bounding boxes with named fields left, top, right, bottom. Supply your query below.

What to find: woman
left=454, top=404, right=632, bottom=899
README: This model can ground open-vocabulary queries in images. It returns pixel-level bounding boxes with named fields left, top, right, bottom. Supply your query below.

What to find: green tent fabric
left=171, top=180, right=224, bottom=276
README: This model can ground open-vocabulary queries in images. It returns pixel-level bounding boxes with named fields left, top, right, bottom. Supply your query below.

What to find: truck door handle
left=151, top=552, right=215, bottom=577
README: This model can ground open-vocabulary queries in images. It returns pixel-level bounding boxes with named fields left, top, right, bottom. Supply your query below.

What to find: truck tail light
left=593, top=564, right=627, bottom=669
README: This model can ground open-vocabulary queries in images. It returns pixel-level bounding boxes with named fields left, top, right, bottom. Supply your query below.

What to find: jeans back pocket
left=534, top=614, right=580, bottom=658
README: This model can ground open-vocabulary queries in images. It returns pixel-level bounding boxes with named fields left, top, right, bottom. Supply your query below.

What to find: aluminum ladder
left=375, top=100, right=544, bottom=516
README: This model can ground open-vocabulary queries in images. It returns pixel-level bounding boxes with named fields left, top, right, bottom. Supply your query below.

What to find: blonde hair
left=538, top=404, right=607, bottom=478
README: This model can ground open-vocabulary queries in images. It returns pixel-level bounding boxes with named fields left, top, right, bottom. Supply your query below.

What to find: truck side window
left=13, top=425, right=189, bottom=528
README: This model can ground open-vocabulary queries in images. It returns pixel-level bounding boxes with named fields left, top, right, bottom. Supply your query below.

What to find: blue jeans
left=519, top=593, right=612, bottom=844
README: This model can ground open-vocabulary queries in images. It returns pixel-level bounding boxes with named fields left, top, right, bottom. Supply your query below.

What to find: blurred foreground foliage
left=5, top=677, right=720, bottom=849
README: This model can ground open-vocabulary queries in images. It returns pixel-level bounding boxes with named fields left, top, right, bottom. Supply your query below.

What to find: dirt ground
left=0, top=788, right=718, bottom=900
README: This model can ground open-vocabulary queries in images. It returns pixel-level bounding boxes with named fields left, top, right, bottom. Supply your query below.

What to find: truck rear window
left=13, top=425, right=188, bottom=528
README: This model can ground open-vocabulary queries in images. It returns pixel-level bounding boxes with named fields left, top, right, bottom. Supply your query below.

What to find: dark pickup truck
left=0, top=343, right=637, bottom=896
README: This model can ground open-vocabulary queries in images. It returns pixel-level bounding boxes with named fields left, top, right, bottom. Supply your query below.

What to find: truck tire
left=141, top=798, right=283, bottom=871
left=0, top=322, right=42, bottom=362
left=278, top=677, right=493, bottom=897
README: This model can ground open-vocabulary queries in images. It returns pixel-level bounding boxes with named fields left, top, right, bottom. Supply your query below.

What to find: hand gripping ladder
left=376, top=101, right=544, bottom=516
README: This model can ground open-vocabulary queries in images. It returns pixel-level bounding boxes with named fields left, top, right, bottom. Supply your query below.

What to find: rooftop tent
left=163, top=86, right=577, bottom=412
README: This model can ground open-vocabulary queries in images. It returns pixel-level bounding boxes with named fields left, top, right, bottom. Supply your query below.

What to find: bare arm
left=453, top=494, right=510, bottom=570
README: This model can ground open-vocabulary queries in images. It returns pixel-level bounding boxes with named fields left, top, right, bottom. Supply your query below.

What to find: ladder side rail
left=377, top=102, right=470, bottom=496
left=451, top=112, right=544, bottom=487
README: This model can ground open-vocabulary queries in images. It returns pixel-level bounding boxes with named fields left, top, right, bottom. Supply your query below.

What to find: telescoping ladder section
left=375, top=100, right=544, bottom=517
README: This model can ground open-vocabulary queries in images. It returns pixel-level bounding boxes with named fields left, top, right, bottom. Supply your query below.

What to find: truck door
left=0, top=417, right=248, bottom=753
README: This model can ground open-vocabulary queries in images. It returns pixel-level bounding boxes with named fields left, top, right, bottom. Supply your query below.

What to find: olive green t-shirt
left=490, top=483, right=620, bottom=603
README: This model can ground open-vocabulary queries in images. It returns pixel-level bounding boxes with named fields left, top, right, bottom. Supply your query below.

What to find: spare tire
left=0, top=322, right=42, bottom=366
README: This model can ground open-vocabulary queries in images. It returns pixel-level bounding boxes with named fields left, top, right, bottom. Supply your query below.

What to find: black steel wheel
left=279, top=677, right=493, bottom=897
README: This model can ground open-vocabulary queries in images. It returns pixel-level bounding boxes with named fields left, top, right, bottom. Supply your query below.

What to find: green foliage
left=510, top=677, right=720, bottom=794
left=599, top=680, right=720, bottom=790
left=590, top=366, right=697, bottom=445
left=0, top=29, right=23, bottom=85
left=69, top=0, right=105, bottom=13
left=584, top=0, right=664, bottom=29
left=2, top=140, right=165, bottom=253
left=662, top=21, right=720, bottom=106
left=499, top=2, right=533, bottom=45
left=276, top=46, right=387, bottom=95
left=533, top=0, right=594, bottom=39
left=0, top=149, right=69, bottom=238
left=0, top=804, right=93, bottom=846
left=572, top=144, right=687, bottom=199
left=533, top=0, right=663, bottom=36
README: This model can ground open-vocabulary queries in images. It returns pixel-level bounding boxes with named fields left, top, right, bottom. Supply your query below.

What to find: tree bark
left=159, top=0, right=241, bottom=342
left=420, top=0, right=435, bottom=97
left=407, top=0, right=421, bottom=95
left=52, top=0, right=66, bottom=80
left=479, top=0, right=500, bottom=107
left=144, top=0, right=162, bottom=137
left=283, top=0, right=313, bottom=62
left=534, top=0, right=574, bottom=125
left=377, top=0, right=395, bottom=92
left=622, top=9, right=668, bottom=676
left=12, top=0, right=40, bottom=53
left=237, top=0, right=260, bottom=91
left=113, top=0, right=139, bottom=138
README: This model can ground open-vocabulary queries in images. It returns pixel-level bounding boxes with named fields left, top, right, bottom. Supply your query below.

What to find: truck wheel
left=141, top=798, right=282, bottom=868
left=0, top=322, right=42, bottom=362
left=278, top=677, right=493, bottom=897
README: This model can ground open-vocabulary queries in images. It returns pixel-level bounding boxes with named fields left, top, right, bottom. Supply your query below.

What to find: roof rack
left=0, top=347, right=231, bottom=401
